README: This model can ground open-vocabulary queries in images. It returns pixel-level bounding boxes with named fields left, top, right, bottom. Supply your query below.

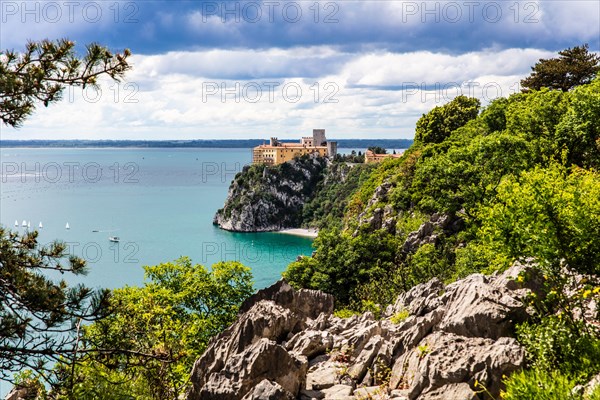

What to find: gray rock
left=305, top=362, right=341, bottom=390
left=187, top=263, right=539, bottom=400
left=353, top=386, right=385, bottom=398
left=192, top=339, right=307, bottom=400
left=322, top=384, right=354, bottom=399
left=389, top=332, right=525, bottom=400
left=240, top=279, right=335, bottom=320
left=421, top=383, right=476, bottom=400
left=241, top=380, right=296, bottom=400
left=214, top=155, right=328, bottom=232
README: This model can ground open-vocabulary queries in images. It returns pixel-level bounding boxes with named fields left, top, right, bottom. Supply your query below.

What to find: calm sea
left=0, top=147, right=316, bottom=290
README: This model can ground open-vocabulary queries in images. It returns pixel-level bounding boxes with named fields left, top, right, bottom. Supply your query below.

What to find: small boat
left=92, top=229, right=99, bottom=233
left=38, top=222, right=43, bottom=229
left=21, top=220, right=27, bottom=227
left=27, top=221, right=31, bottom=229
left=14, top=220, right=18, bottom=227
left=65, top=222, right=70, bottom=230
left=108, top=236, right=120, bottom=242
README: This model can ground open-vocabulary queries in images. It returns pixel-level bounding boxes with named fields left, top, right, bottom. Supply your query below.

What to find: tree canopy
left=521, top=44, right=600, bottom=92
left=0, top=228, right=110, bottom=382
left=0, top=39, right=131, bottom=127
left=53, top=258, right=254, bottom=399
left=414, top=95, right=480, bottom=144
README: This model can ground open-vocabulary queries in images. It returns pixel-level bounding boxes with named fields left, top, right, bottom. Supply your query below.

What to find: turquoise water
left=0, top=148, right=315, bottom=290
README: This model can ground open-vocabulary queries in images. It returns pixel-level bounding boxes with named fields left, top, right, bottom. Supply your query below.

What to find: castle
left=252, top=129, right=338, bottom=165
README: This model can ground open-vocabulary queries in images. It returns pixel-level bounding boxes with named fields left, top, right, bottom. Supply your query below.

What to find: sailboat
left=21, top=220, right=27, bottom=227
left=65, top=222, right=70, bottom=230
left=14, top=220, right=18, bottom=227
left=39, top=222, right=43, bottom=229
left=27, top=221, right=31, bottom=229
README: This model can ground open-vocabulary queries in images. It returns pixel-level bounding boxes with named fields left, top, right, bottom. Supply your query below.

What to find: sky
left=1, top=0, right=599, bottom=140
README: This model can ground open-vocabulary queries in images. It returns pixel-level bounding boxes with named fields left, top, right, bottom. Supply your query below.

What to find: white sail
left=14, top=220, right=18, bottom=227
left=22, top=220, right=27, bottom=227
left=27, top=221, right=31, bottom=229
left=66, top=222, right=70, bottom=229
left=39, top=222, right=43, bottom=229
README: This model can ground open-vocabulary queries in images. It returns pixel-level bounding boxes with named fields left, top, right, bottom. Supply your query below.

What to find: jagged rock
left=401, top=221, right=436, bottom=254
left=401, top=213, right=465, bottom=255
left=387, top=278, right=444, bottom=317
left=305, top=362, right=341, bottom=390
left=241, top=379, right=296, bottom=400
left=287, top=330, right=335, bottom=358
left=321, top=384, right=354, bottom=399
left=193, top=339, right=307, bottom=399
left=188, top=264, right=536, bottom=400
left=240, top=279, right=335, bottom=320
left=347, top=335, right=383, bottom=381
left=188, top=280, right=334, bottom=399
left=421, top=383, right=476, bottom=400
left=389, top=332, right=524, bottom=399
left=437, top=273, right=527, bottom=339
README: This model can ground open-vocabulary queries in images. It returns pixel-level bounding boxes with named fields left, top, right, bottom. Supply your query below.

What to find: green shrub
left=390, top=309, right=410, bottom=324
left=516, top=316, right=600, bottom=382
left=502, top=368, right=579, bottom=400
left=334, top=308, right=360, bottom=319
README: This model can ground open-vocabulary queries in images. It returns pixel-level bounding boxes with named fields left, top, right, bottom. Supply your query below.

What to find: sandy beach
left=278, top=228, right=319, bottom=239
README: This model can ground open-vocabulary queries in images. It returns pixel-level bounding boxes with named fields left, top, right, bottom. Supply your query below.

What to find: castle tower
left=269, top=137, right=279, bottom=146
left=312, top=129, right=326, bottom=146
left=327, top=141, right=338, bottom=157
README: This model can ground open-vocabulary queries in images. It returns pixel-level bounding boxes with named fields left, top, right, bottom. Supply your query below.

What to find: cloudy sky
left=2, top=0, right=599, bottom=139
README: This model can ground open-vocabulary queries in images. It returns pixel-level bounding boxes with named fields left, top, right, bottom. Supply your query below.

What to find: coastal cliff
left=214, top=155, right=373, bottom=232
left=213, top=155, right=328, bottom=232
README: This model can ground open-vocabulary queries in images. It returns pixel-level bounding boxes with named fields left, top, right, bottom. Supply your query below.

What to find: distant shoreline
left=277, top=228, right=319, bottom=239
left=0, top=139, right=413, bottom=149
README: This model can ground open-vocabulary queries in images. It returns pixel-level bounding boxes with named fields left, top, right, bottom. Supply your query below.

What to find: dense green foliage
left=0, top=228, right=109, bottom=383
left=286, top=76, right=600, bottom=309
left=1, top=39, right=131, bottom=127
left=414, top=95, right=480, bottom=144
left=51, top=257, right=253, bottom=399
left=285, top=73, right=600, bottom=391
left=302, top=162, right=375, bottom=229
left=521, top=44, right=600, bottom=92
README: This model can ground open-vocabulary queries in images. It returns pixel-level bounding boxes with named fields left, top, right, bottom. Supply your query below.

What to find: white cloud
left=1, top=46, right=568, bottom=140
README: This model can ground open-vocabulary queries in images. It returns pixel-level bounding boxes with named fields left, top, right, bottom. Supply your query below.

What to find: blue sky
left=2, top=0, right=599, bottom=139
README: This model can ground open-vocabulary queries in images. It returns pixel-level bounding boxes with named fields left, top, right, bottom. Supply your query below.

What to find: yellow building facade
left=252, top=144, right=328, bottom=165
left=252, top=130, right=335, bottom=165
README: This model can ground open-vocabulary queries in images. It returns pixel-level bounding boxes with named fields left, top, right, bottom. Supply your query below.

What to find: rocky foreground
left=187, top=263, right=538, bottom=400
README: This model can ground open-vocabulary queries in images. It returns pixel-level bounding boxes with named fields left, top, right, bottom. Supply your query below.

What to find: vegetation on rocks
left=284, top=67, right=600, bottom=396
left=214, top=154, right=375, bottom=232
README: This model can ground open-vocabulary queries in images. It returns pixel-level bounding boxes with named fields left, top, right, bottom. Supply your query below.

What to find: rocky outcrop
left=213, top=155, right=328, bottom=232
left=188, top=264, right=536, bottom=400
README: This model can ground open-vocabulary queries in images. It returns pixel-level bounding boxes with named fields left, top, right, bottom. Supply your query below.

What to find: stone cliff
left=187, top=263, right=540, bottom=400
left=213, top=155, right=328, bottom=232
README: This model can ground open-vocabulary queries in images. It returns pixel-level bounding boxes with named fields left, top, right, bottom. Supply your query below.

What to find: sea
left=0, top=147, right=319, bottom=290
